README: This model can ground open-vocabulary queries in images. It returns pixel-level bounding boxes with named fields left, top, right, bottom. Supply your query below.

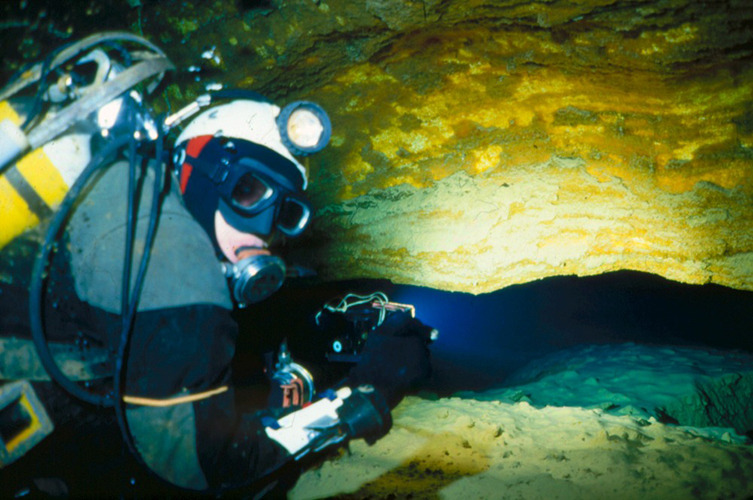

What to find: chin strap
left=264, top=385, right=391, bottom=460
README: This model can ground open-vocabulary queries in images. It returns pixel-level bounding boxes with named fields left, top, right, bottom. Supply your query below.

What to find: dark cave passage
left=234, top=270, right=753, bottom=397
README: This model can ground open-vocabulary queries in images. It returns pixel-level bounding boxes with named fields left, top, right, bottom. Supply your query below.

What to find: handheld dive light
left=315, top=292, right=439, bottom=363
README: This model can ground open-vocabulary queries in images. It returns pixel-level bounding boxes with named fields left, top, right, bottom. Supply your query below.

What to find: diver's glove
left=263, top=385, right=391, bottom=459
left=347, top=311, right=434, bottom=407
left=336, top=384, right=391, bottom=445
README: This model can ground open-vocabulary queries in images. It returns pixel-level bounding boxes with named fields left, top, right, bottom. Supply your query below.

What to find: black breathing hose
left=29, top=133, right=130, bottom=407
left=29, top=108, right=167, bottom=474
left=21, top=50, right=57, bottom=132
left=112, top=111, right=166, bottom=470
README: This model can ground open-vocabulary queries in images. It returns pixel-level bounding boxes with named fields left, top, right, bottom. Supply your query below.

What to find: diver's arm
left=192, top=353, right=391, bottom=491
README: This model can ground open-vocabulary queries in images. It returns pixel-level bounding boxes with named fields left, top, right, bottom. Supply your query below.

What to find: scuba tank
left=0, top=32, right=173, bottom=249
left=0, top=100, right=91, bottom=248
left=0, top=32, right=172, bottom=468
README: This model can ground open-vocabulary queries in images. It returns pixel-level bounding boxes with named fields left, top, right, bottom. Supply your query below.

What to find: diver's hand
left=347, top=311, right=433, bottom=407
left=336, top=385, right=392, bottom=445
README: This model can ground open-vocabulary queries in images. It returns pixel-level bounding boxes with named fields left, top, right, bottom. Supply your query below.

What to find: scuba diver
left=0, top=32, right=433, bottom=496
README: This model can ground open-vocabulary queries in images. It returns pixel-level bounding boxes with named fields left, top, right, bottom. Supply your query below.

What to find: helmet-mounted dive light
left=277, top=101, right=331, bottom=156
left=167, top=93, right=331, bottom=160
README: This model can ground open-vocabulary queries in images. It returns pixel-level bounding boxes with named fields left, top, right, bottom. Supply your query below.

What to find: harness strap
left=26, top=54, right=174, bottom=150
left=0, top=31, right=168, bottom=102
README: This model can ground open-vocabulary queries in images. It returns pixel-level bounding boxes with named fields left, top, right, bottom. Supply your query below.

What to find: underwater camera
left=315, top=292, right=438, bottom=363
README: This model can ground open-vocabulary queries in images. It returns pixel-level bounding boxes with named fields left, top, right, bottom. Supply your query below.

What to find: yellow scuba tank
left=0, top=99, right=92, bottom=248
left=0, top=31, right=174, bottom=249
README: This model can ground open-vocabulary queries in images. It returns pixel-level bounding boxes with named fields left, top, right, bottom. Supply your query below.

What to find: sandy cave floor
left=289, top=343, right=753, bottom=500
left=290, top=396, right=753, bottom=500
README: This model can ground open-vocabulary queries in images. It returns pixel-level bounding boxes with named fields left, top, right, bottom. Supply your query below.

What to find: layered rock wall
left=4, top=0, right=752, bottom=293
left=285, top=0, right=753, bottom=292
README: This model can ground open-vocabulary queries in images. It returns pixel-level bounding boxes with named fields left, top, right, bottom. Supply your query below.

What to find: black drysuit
left=0, top=159, right=295, bottom=494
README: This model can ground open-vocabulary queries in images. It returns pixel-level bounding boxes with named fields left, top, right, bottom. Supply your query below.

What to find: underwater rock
left=661, top=371, right=753, bottom=435
left=279, top=0, right=753, bottom=293
left=3, top=0, right=752, bottom=293
left=291, top=343, right=753, bottom=498
left=473, top=343, right=753, bottom=436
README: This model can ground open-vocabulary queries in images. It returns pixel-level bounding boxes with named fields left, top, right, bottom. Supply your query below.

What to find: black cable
left=102, top=41, right=132, bottom=68
left=20, top=54, right=53, bottom=132
left=29, top=133, right=130, bottom=407
left=113, top=109, right=166, bottom=470
left=4, top=60, right=35, bottom=93
left=29, top=112, right=164, bottom=410
left=120, top=118, right=137, bottom=334
left=29, top=106, right=171, bottom=484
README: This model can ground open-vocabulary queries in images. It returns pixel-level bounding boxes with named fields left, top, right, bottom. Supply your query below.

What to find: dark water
left=236, top=270, right=753, bottom=397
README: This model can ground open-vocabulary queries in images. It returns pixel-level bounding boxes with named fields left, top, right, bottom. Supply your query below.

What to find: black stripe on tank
left=4, top=165, right=54, bottom=220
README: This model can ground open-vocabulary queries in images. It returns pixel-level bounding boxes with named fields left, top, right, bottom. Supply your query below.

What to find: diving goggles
left=182, top=143, right=311, bottom=237
left=228, top=166, right=312, bottom=237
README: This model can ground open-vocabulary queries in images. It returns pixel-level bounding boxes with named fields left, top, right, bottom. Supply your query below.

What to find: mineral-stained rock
left=286, top=1, right=753, bottom=293
left=3, top=0, right=752, bottom=293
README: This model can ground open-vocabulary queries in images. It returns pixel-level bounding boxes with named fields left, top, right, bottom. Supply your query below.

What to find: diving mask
left=178, top=136, right=311, bottom=238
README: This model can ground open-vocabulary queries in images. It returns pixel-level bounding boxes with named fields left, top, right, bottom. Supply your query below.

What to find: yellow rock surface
left=293, top=13, right=753, bottom=293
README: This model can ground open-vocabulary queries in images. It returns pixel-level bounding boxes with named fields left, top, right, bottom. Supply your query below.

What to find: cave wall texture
left=3, top=0, right=752, bottom=293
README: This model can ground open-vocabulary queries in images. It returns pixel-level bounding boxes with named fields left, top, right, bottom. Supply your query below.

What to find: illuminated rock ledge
left=294, top=28, right=753, bottom=292
left=269, top=1, right=753, bottom=293
left=301, top=160, right=752, bottom=293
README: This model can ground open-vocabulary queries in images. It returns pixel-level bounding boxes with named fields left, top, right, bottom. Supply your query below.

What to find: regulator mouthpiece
left=225, top=254, right=286, bottom=306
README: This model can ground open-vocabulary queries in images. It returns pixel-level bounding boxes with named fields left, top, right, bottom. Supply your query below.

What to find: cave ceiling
left=4, top=0, right=752, bottom=293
